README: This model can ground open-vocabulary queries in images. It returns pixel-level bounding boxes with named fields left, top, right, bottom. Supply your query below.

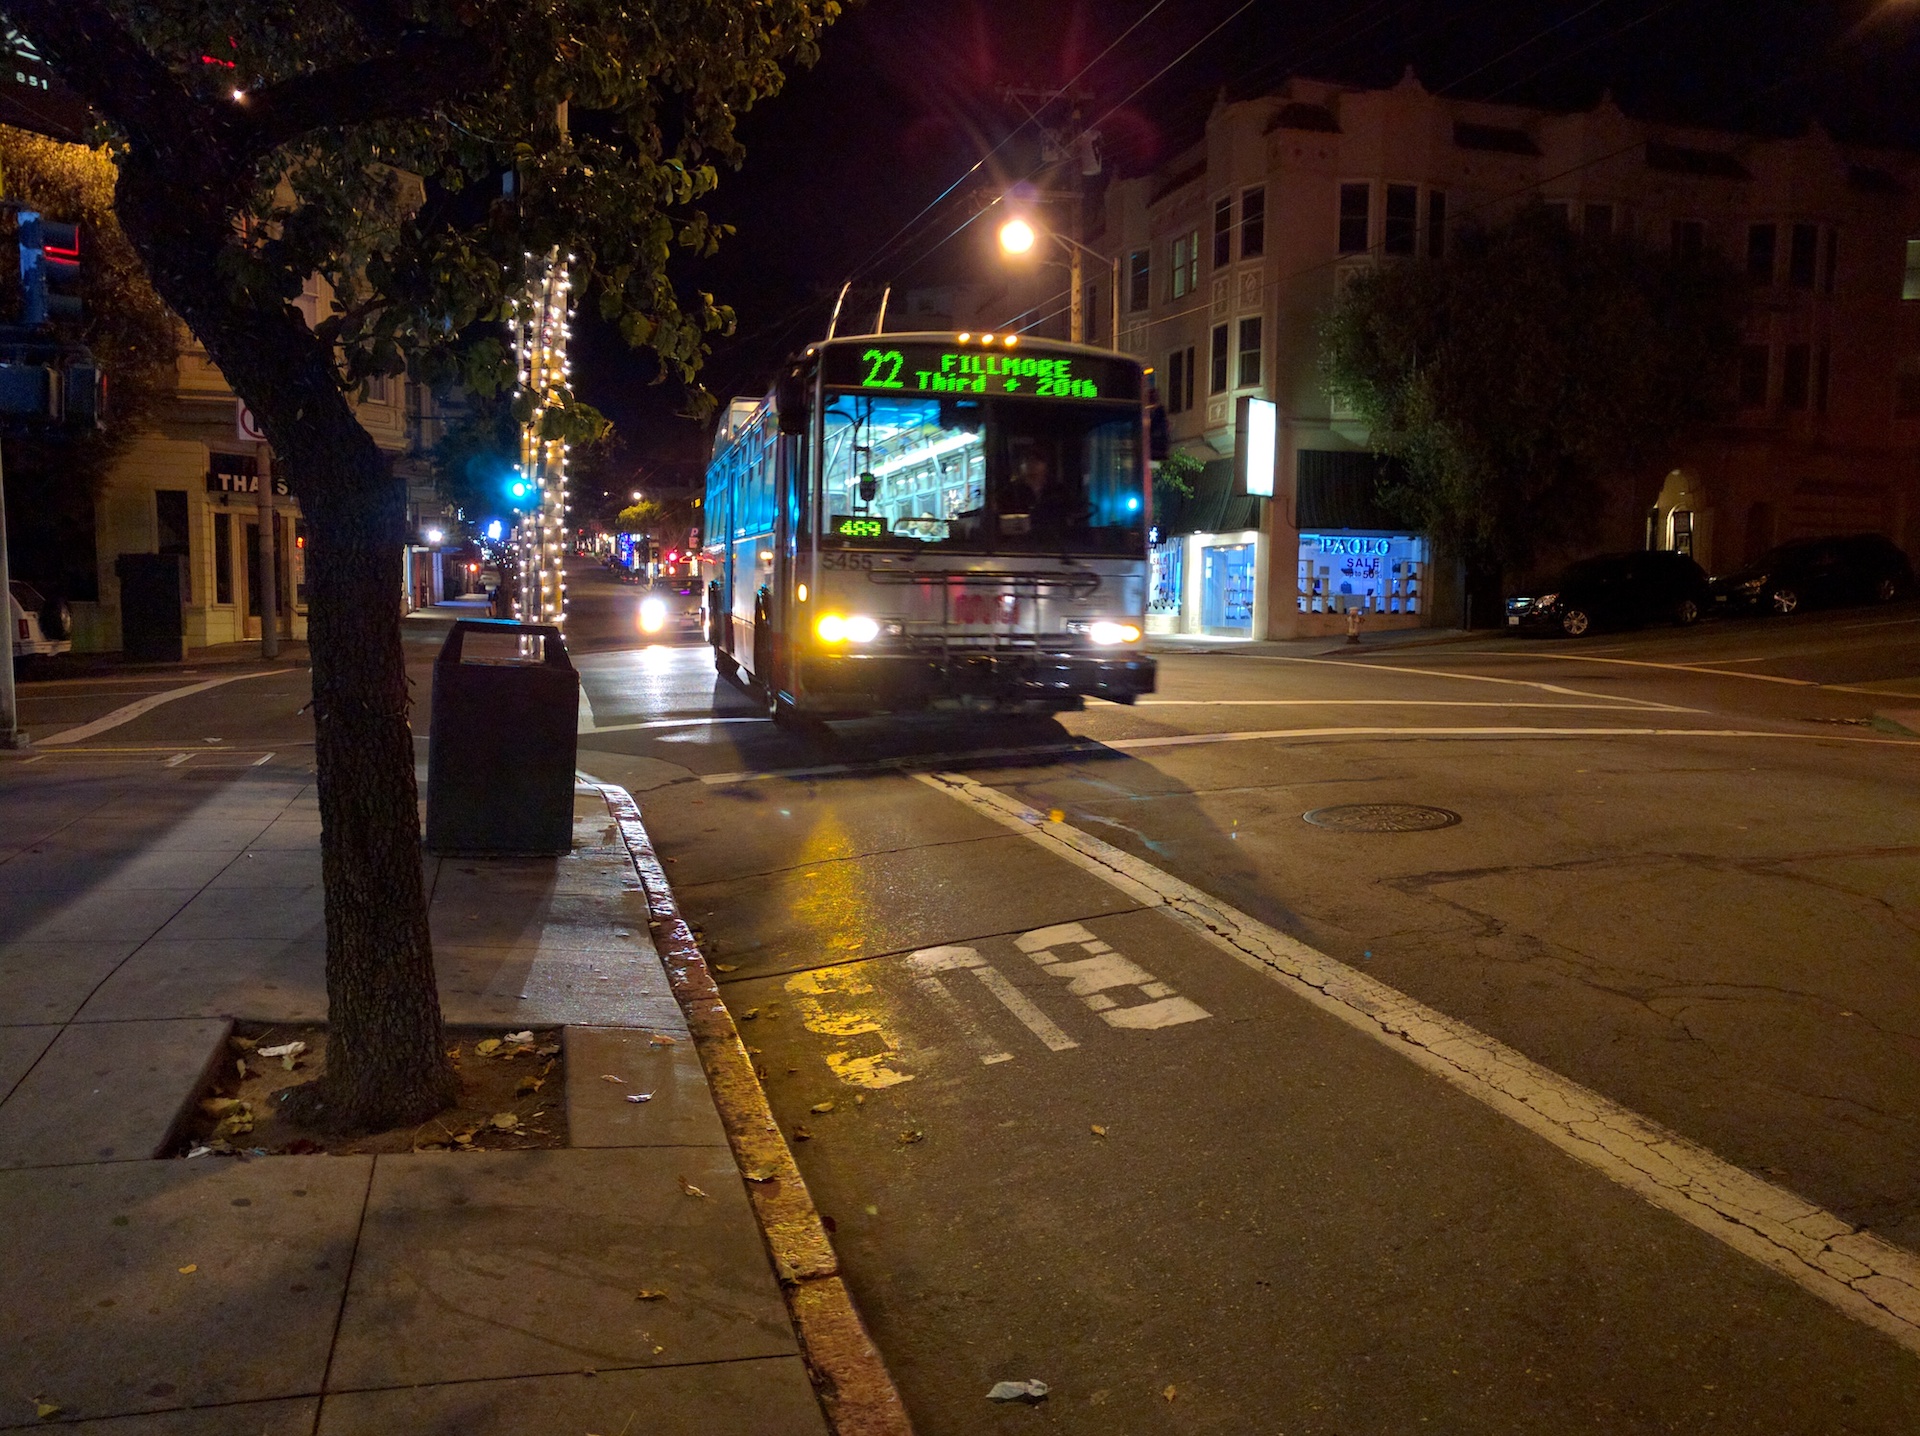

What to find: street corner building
left=992, top=71, right=1920, bottom=639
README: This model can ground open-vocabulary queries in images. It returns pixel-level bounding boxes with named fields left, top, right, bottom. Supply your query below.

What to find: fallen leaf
left=649, top=1034, right=678, bottom=1047
left=1163, top=1385, right=1177, bottom=1402
left=489, top=1113, right=521, bottom=1131
left=792, top=1124, right=813, bottom=1141
left=535, top=1043, right=561, bottom=1056
left=474, top=1038, right=502, bottom=1056
left=234, top=1058, right=247, bottom=1079
left=678, top=1177, right=708, bottom=1198
left=178, top=1264, right=197, bottom=1275
left=740, top=1008, right=760, bottom=1020
left=854, top=1094, right=866, bottom=1106
left=228, top=1036, right=258, bottom=1052
left=199, top=1097, right=243, bottom=1116
left=625, top=1093, right=654, bottom=1104
left=34, top=1399, right=61, bottom=1419
left=743, top=1165, right=779, bottom=1182
left=599, top=1073, right=627, bottom=1083
left=897, top=1128, right=924, bottom=1145
left=864, top=1203, right=879, bottom=1216
left=715, top=963, right=740, bottom=972
left=810, top=1100, right=835, bottom=1114
left=1091, top=1125, right=1108, bottom=1138
left=635, top=1288, right=669, bottom=1301
left=515, top=1075, right=544, bottom=1095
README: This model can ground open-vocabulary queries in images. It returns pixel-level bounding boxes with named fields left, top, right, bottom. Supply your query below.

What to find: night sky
left=574, top=0, right=1920, bottom=483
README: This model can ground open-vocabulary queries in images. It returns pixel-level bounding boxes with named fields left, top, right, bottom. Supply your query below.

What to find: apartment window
left=1241, top=186, right=1266, bottom=258
left=1782, top=343, right=1811, bottom=410
left=1903, top=239, right=1920, bottom=301
left=1384, top=184, right=1417, bottom=256
left=1237, top=316, right=1263, bottom=388
left=1815, top=344, right=1832, bottom=415
left=212, top=511, right=233, bottom=605
left=1166, top=345, right=1196, bottom=414
left=1747, top=223, right=1777, bottom=284
left=1671, top=220, right=1705, bottom=259
left=1128, top=250, right=1150, bottom=311
left=1584, top=203, right=1615, bottom=239
left=1788, top=224, right=1818, bottom=289
left=1426, top=190, right=1447, bottom=259
left=156, top=489, right=190, bottom=602
left=1543, top=200, right=1571, bottom=228
left=1738, top=344, right=1771, bottom=408
left=1209, top=323, right=1230, bottom=395
left=1338, top=183, right=1370, bottom=254
left=1170, top=230, right=1199, bottom=300
left=1823, top=229, right=1839, bottom=295
left=1213, top=197, right=1233, bottom=269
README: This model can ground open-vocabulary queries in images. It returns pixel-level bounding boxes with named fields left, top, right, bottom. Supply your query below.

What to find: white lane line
left=1460, top=649, right=1823, bottom=686
left=163, top=753, right=192, bottom=768
left=1102, top=725, right=1920, bottom=754
left=251, top=752, right=275, bottom=767
left=586, top=715, right=770, bottom=735
left=906, top=947, right=1020, bottom=1065
left=917, top=768, right=1920, bottom=1356
left=700, top=740, right=1104, bottom=786
left=36, top=669, right=295, bottom=746
left=1231, top=653, right=1691, bottom=709
left=1137, top=699, right=1703, bottom=713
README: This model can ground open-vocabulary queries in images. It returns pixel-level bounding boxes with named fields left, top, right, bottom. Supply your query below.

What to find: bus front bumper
left=798, top=648, right=1156, bottom=711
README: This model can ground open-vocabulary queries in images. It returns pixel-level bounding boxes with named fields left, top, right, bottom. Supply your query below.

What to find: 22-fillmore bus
left=701, top=332, right=1157, bottom=722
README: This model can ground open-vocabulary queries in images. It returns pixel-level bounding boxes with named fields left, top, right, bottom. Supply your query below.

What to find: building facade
left=74, top=301, right=461, bottom=653
left=1090, top=72, right=1920, bottom=638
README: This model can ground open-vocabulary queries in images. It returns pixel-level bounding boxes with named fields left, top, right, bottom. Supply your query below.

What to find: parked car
left=1506, top=551, right=1711, bottom=637
left=9, top=579, right=71, bottom=659
left=1710, top=534, right=1915, bottom=615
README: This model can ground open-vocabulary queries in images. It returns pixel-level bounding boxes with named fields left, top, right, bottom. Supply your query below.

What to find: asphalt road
left=12, top=569, right=1920, bottom=1432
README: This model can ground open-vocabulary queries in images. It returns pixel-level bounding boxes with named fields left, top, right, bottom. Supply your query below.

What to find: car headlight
left=1736, top=576, right=1766, bottom=593
left=639, top=596, right=668, bottom=633
left=816, top=613, right=880, bottom=644
left=1087, top=620, right=1142, bottom=645
left=1532, top=593, right=1558, bottom=608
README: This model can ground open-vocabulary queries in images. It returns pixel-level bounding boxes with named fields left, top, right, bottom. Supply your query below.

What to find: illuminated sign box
left=821, top=341, right=1143, bottom=403
left=1235, top=396, right=1277, bottom=498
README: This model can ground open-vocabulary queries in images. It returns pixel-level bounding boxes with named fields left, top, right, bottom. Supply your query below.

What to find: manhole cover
left=1302, top=803, right=1461, bottom=833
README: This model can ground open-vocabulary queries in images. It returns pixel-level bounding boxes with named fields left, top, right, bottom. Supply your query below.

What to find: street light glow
left=998, top=218, right=1037, bottom=255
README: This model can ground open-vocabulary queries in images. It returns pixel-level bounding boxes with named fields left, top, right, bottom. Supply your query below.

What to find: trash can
left=425, top=619, right=580, bottom=855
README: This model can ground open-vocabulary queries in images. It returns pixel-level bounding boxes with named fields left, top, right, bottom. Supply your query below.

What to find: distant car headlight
left=639, top=596, right=668, bottom=633
left=1088, top=620, right=1142, bottom=645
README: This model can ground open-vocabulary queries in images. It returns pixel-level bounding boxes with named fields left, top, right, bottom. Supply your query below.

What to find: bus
left=701, top=332, right=1157, bottom=722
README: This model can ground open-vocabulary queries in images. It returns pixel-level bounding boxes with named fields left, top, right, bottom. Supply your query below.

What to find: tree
left=0, top=126, right=178, bottom=600
left=1320, top=204, right=1743, bottom=599
left=12, top=0, right=843, bottom=1132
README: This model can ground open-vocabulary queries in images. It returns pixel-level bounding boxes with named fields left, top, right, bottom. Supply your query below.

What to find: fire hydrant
left=1345, top=606, right=1363, bottom=645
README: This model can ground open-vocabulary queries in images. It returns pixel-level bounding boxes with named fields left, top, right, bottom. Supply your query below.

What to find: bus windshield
left=818, top=393, right=1144, bottom=555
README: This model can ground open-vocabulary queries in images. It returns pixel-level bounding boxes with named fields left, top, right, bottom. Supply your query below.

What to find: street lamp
left=997, top=213, right=1119, bottom=347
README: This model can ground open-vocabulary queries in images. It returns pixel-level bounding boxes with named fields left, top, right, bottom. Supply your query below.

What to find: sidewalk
left=0, top=759, right=902, bottom=1432
left=1146, top=625, right=1479, bottom=659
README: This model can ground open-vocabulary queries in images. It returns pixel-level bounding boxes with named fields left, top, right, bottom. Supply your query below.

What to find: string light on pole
left=510, top=247, right=574, bottom=626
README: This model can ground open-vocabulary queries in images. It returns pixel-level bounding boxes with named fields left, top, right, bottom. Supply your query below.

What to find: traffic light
left=18, top=211, right=82, bottom=327
left=507, top=476, right=531, bottom=504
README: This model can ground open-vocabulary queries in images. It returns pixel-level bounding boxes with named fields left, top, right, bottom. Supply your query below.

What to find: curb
left=597, top=784, right=915, bottom=1436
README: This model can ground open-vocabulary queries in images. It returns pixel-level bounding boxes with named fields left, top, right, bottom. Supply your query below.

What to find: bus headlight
left=639, top=596, right=668, bottom=633
left=816, top=613, right=880, bottom=644
left=1087, top=621, right=1142, bottom=645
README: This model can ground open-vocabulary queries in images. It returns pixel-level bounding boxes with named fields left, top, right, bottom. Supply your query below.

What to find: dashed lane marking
left=917, top=767, right=1920, bottom=1357
left=1136, top=698, right=1702, bottom=712
left=36, top=668, right=296, bottom=745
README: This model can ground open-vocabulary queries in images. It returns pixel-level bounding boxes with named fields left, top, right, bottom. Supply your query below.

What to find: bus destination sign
left=823, top=342, right=1141, bottom=403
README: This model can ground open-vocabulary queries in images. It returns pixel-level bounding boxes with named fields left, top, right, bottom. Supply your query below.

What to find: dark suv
left=1506, top=551, right=1711, bottom=637
left=1710, top=534, right=1914, bottom=615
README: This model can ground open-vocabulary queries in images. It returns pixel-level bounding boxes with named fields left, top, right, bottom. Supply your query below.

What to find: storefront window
left=1202, top=542, right=1256, bottom=633
left=1297, top=532, right=1426, bottom=614
left=1149, top=537, right=1184, bottom=615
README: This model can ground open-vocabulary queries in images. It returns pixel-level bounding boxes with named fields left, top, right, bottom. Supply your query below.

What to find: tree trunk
left=111, top=151, right=457, bottom=1134
left=284, top=430, right=458, bottom=1132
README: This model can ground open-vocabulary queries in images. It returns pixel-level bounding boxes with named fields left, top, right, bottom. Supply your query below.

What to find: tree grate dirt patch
left=1303, top=803, right=1462, bottom=833
left=170, top=1024, right=568, bottom=1158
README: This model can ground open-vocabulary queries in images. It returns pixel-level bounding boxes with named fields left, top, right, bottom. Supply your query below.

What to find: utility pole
left=1000, top=85, right=1103, bottom=344
left=256, top=442, right=278, bottom=658
left=0, top=435, right=25, bottom=748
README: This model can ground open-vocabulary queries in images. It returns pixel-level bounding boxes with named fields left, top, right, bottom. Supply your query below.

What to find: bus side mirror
left=775, top=367, right=808, bottom=436
left=858, top=473, right=879, bottom=504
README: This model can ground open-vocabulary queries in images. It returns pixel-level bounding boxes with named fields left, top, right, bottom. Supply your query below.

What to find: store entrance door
left=1201, top=543, right=1255, bottom=635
